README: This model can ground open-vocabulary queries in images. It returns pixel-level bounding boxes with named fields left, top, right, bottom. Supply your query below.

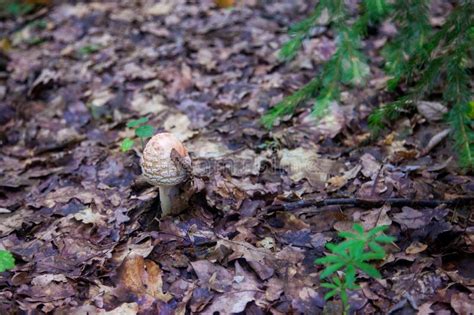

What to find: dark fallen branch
left=269, top=197, right=474, bottom=212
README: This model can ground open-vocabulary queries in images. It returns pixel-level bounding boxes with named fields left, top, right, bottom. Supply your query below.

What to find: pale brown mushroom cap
left=141, top=132, right=191, bottom=186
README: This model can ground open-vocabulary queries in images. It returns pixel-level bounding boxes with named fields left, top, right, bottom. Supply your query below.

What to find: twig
left=370, top=164, right=384, bottom=197
left=268, top=197, right=474, bottom=212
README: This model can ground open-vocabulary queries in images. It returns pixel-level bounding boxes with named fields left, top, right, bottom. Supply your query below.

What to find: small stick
left=268, top=197, right=474, bottom=212
left=370, top=164, right=384, bottom=197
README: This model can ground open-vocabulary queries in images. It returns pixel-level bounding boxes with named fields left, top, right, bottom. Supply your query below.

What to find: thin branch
left=268, top=197, right=474, bottom=212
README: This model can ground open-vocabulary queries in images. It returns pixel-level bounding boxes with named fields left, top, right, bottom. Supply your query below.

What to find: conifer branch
left=265, top=0, right=473, bottom=169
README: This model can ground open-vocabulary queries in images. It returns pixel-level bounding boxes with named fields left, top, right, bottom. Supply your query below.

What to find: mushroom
left=141, top=132, right=192, bottom=216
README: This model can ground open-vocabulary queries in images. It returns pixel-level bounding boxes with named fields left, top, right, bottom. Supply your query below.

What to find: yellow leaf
left=0, top=38, right=11, bottom=53
left=215, top=0, right=235, bottom=8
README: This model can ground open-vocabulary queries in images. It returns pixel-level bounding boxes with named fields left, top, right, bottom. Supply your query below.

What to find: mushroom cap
left=141, top=132, right=191, bottom=186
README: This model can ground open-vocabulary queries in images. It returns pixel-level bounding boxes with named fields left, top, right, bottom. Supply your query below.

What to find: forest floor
left=0, top=1, right=473, bottom=314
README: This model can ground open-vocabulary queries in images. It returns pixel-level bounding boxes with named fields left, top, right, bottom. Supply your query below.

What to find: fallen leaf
left=359, top=205, right=392, bottom=230
left=147, top=1, right=174, bottom=16
left=279, top=147, right=336, bottom=189
left=421, top=128, right=451, bottom=155
left=405, top=241, right=428, bottom=255
left=416, top=101, right=448, bottom=122
left=202, top=290, right=255, bottom=315
left=73, top=208, right=106, bottom=225
left=0, top=209, right=34, bottom=237
left=360, top=153, right=381, bottom=179
left=217, top=239, right=274, bottom=280
left=451, top=292, right=474, bottom=315
left=327, top=164, right=361, bottom=191
left=299, top=102, right=346, bottom=139
left=191, top=260, right=233, bottom=293
left=116, top=255, right=172, bottom=302
left=163, top=113, right=196, bottom=141
left=31, top=274, right=68, bottom=286
left=393, top=207, right=435, bottom=230
left=131, top=93, right=167, bottom=115
left=417, top=302, right=434, bottom=315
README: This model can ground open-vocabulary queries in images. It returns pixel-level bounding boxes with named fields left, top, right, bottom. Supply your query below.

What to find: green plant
left=315, top=224, right=395, bottom=314
left=76, top=44, right=101, bottom=57
left=121, top=117, right=154, bottom=152
left=0, top=0, right=35, bottom=17
left=0, top=250, right=15, bottom=272
left=263, top=0, right=474, bottom=169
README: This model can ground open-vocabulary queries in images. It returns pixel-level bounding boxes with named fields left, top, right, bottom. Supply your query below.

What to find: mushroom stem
left=158, top=185, right=179, bottom=217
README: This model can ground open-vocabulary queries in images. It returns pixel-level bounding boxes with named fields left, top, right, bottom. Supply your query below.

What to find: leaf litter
left=0, top=0, right=472, bottom=314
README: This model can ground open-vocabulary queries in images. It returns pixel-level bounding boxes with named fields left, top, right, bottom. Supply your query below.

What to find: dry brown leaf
left=392, top=207, right=432, bottom=230
left=217, top=239, right=274, bottom=280
left=131, top=93, right=167, bottom=115
left=111, top=238, right=154, bottom=265
left=416, top=101, right=448, bottom=122
left=421, top=128, right=451, bottom=155
left=405, top=241, right=428, bottom=255
left=299, top=102, right=346, bottom=139
left=117, top=255, right=173, bottom=302
left=359, top=205, right=392, bottom=230
left=202, top=291, right=255, bottom=315
left=163, top=113, right=196, bottom=141
left=191, top=260, right=233, bottom=293
left=451, top=292, right=474, bottom=315
left=73, top=208, right=107, bottom=225
left=279, top=147, right=336, bottom=189
left=327, top=164, right=361, bottom=191
left=0, top=209, right=34, bottom=236
left=360, top=153, right=381, bottom=179
left=417, top=302, right=434, bottom=315
left=147, top=1, right=174, bottom=16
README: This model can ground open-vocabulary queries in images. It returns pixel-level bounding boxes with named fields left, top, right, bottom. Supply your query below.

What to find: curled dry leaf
left=405, top=241, right=428, bottom=255
left=116, top=255, right=173, bottom=303
left=326, top=164, right=361, bottom=191
left=421, top=128, right=451, bottom=155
